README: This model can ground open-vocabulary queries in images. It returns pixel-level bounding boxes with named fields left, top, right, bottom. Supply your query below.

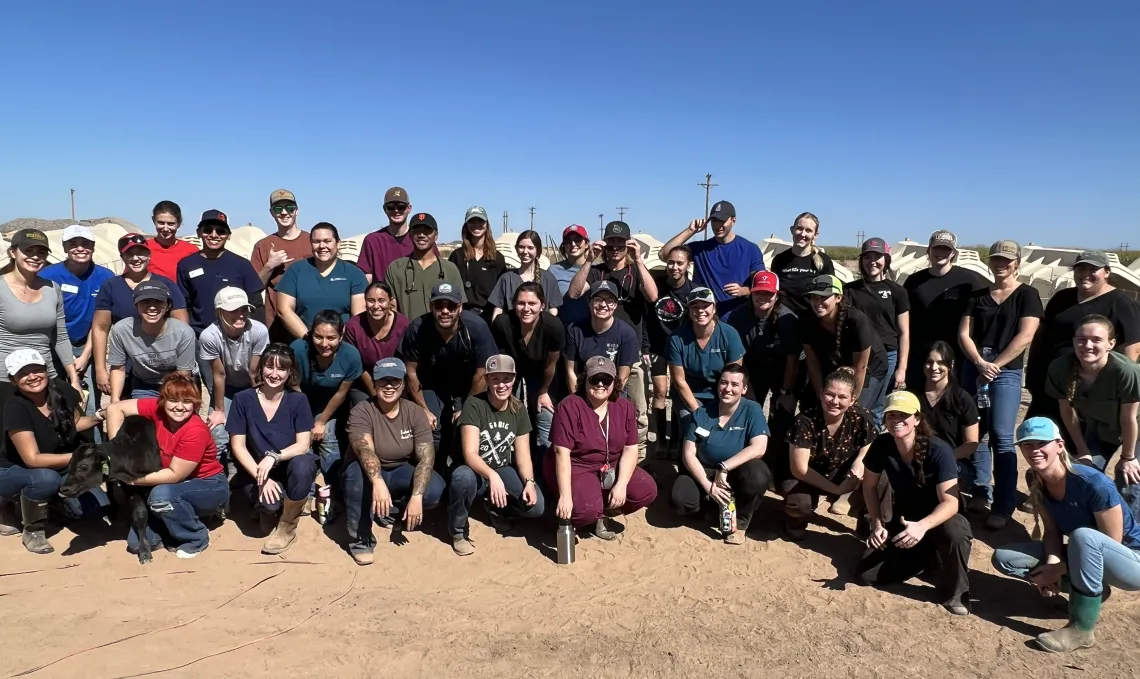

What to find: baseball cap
left=989, top=240, right=1021, bottom=260
left=485, top=354, right=517, bottom=375
left=269, top=189, right=296, bottom=206
left=883, top=391, right=921, bottom=416
left=214, top=286, right=252, bottom=312
left=132, top=280, right=171, bottom=304
left=750, top=271, right=779, bottom=294
left=1015, top=416, right=1063, bottom=444
left=584, top=355, right=617, bottom=379
left=62, top=225, right=95, bottom=243
left=384, top=187, right=409, bottom=204
left=372, top=357, right=407, bottom=381
left=118, top=234, right=150, bottom=255
left=430, top=281, right=462, bottom=304
left=562, top=224, right=588, bottom=241
left=805, top=274, right=845, bottom=297
left=4, top=349, right=46, bottom=377
left=603, top=221, right=631, bottom=241
left=861, top=237, right=890, bottom=256
left=709, top=201, right=736, bottom=221
left=588, top=280, right=619, bottom=299
left=464, top=206, right=489, bottom=224
left=1074, top=250, right=1110, bottom=269
left=409, top=213, right=438, bottom=231
left=688, top=287, right=716, bottom=306
left=197, top=209, right=230, bottom=231
left=928, top=230, right=958, bottom=249
left=9, top=228, right=51, bottom=252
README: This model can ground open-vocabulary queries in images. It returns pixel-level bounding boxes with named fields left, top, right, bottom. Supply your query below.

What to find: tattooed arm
left=350, top=431, right=393, bottom=519
left=404, top=441, right=436, bottom=530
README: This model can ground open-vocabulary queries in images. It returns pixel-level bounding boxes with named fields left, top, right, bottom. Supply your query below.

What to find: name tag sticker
left=695, top=426, right=711, bottom=438
left=189, top=268, right=204, bottom=278
left=60, top=284, right=79, bottom=294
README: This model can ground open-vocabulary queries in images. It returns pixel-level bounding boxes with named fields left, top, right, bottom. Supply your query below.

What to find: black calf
left=60, top=416, right=163, bottom=564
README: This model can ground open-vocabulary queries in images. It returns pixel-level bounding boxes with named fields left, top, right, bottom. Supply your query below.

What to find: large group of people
left=0, top=188, right=1137, bottom=654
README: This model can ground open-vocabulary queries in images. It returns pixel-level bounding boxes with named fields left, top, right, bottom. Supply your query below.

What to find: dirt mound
left=0, top=216, right=142, bottom=234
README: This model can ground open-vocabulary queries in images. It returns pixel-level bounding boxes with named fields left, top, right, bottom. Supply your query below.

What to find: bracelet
left=522, top=477, right=535, bottom=486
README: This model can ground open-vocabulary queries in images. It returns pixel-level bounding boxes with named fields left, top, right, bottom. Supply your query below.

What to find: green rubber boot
left=1034, top=590, right=1101, bottom=653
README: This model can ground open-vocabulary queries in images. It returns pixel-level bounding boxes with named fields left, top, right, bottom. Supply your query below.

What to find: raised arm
left=660, top=219, right=703, bottom=261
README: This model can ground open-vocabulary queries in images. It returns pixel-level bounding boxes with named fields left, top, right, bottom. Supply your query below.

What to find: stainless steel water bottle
left=557, top=518, right=575, bottom=564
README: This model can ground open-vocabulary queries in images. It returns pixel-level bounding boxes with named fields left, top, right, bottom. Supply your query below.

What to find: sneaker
left=352, top=551, right=375, bottom=566
left=943, top=602, right=970, bottom=616
left=724, top=530, right=746, bottom=546
left=985, top=514, right=1009, bottom=531
left=175, top=547, right=203, bottom=559
left=452, top=536, right=475, bottom=556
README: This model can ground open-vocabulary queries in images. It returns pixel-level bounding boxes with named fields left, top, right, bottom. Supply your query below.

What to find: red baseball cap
left=562, top=224, right=588, bottom=241
left=118, top=234, right=150, bottom=255
left=750, top=271, right=779, bottom=294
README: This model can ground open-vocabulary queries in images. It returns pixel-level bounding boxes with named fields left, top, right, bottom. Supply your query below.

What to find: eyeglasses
left=201, top=226, right=231, bottom=236
left=591, top=296, right=618, bottom=307
left=432, top=300, right=459, bottom=312
left=271, top=204, right=298, bottom=215
left=384, top=202, right=409, bottom=213
left=588, top=375, right=615, bottom=388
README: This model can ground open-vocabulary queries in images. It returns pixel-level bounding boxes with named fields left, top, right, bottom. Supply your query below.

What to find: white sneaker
left=176, top=543, right=208, bottom=559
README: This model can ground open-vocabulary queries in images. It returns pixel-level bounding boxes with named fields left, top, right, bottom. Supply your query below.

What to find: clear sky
left=2, top=1, right=1137, bottom=249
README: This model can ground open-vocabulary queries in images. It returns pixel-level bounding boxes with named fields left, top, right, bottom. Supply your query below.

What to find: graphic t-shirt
left=646, top=274, right=694, bottom=355
left=107, top=317, right=198, bottom=386
left=346, top=398, right=433, bottom=469
left=844, top=279, right=910, bottom=351
left=769, top=249, right=835, bottom=316
left=458, top=392, right=533, bottom=469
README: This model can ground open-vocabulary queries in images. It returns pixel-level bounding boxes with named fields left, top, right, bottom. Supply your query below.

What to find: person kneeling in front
left=857, top=391, right=973, bottom=616
left=991, top=417, right=1140, bottom=653
left=343, top=357, right=445, bottom=565
left=670, top=364, right=771, bottom=545
left=447, top=355, right=544, bottom=556
left=547, top=356, right=657, bottom=540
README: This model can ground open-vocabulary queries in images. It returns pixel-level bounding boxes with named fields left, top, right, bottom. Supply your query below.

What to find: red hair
left=156, top=371, right=202, bottom=412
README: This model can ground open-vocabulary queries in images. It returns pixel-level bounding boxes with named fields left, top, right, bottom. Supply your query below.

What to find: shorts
left=650, top=353, right=669, bottom=378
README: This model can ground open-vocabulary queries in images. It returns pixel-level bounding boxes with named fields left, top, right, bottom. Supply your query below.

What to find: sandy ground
left=2, top=396, right=1139, bottom=678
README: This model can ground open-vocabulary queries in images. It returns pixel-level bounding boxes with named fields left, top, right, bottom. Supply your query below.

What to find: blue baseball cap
left=372, top=357, right=407, bottom=381
left=1015, top=417, right=1063, bottom=444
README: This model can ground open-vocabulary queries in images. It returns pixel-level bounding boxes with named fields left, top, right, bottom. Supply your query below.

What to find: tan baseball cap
left=384, top=187, right=409, bottom=204
left=485, top=354, right=516, bottom=375
left=989, top=240, right=1021, bottom=260
left=270, top=189, right=296, bottom=205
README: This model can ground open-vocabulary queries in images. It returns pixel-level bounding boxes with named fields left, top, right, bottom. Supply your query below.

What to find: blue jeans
left=992, top=528, right=1140, bottom=596
left=516, top=375, right=552, bottom=474
left=447, top=464, right=545, bottom=538
left=961, top=354, right=1018, bottom=513
left=860, top=373, right=888, bottom=431
left=73, top=343, right=102, bottom=444
left=131, top=387, right=160, bottom=399
left=868, top=350, right=899, bottom=431
left=422, top=389, right=465, bottom=475
left=0, top=466, right=63, bottom=502
left=235, top=453, right=319, bottom=514
left=342, top=460, right=446, bottom=556
left=126, top=472, right=230, bottom=554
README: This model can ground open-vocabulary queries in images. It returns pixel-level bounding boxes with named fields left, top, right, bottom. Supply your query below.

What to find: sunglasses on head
left=433, top=300, right=459, bottom=311
left=271, top=204, right=298, bottom=215
left=588, top=375, right=614, bottom=387
left=384, top=202, right=409, bottom=213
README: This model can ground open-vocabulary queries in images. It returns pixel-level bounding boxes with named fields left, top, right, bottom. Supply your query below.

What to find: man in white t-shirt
left=198, top=287, right=270, bottom=476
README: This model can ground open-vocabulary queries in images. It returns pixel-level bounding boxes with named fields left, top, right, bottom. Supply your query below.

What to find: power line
left=856, top=231, right=866, bottom=248
left=698, top=174, right=718, bottom=238
left=616, top=207, right=628, bottom=224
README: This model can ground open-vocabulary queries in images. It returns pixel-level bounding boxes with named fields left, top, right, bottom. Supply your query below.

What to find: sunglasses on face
left=377, top=378, right=403, bottom=389
left=588, top=375, right=615, bottom=388
left=433, top=301, right=459, bottom=312
left=201, top=226, right=230, bottom=236
left=271, top=204, right=298, bottom=215
left=384, top=202, right=409, bottom=213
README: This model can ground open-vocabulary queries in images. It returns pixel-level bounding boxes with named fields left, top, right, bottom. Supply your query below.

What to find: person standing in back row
left=769, top=212, right=835, bottom=317
left=646, top=244, right=694, bottom=455
left=386, top=213, right=467, bottom=320
left=357, top=186, right=424, bottom=283
left=274, top=223, right=368, bottom=339
left=660, top=201, right=765, bottom=316
left=251, top=189, right=313, bottom=343
left=145, top=201, right=200, bottom=280
left=448, top=206, right=507, bottom=320
left=176, top=210, right=264, bottom=336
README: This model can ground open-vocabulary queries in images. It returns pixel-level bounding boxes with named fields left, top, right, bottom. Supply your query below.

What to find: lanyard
left=600, top=406, right=611, bottom=470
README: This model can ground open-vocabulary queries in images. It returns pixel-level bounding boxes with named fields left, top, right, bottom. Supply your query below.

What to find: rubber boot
left=20, top=495, right=53, bottom=554
left=262, top=498, right=307, bottom=555
left=0, top=498, right=21, bottom=536
left=652, top=408, right=669, bottom=458
left=1034, top=591, right=1101, bottom=653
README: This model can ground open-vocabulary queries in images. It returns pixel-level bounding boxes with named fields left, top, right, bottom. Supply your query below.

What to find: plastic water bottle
left=720, top=495, right=737, bottom=535
left=556, top=518, right=576, bottom=565
left=976, top=383, right=991, bottom=410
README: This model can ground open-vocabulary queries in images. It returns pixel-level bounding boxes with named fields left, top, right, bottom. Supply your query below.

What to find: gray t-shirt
left=107, top=317, right=197, bottom=385
left=197, top=320, right=269, bottom=390
left=0, top=277, right=74, bottom=381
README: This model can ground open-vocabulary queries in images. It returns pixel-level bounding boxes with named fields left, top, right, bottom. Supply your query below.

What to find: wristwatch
left=265, top=449, right=282, bottom=467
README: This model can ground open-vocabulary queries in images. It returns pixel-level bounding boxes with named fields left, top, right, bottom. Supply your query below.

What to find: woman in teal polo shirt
left=670, top=364, right=771, bottom=544
left=668, top=287, right=745, bottom=430
left=276, top=223, right=368, bottom=340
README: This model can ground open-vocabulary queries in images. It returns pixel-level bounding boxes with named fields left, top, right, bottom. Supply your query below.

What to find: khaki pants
left=627, top=362, right=649, bottom=460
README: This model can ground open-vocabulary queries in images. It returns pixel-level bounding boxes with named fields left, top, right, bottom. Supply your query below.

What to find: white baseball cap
left=61, top=224, right=95, bottom=243
left=214, top=286, right=252, bottom=312
left=5, top=349, right=46, bottom=377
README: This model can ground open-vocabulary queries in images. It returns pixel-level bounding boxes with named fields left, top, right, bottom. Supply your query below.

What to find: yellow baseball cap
left=883, top=391, right=922, bottom=416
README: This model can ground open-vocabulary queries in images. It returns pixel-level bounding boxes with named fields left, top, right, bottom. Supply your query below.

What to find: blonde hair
left=1027, top=446, right=1077, bottom=540
left=792, top=212, right=824, bottom=270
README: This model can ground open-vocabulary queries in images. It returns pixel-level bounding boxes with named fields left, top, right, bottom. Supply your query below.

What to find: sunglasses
left=432, top=301, right=459, bottom=311
left=271, top=204, right=298, bottom=215
left=200, top=226, right=231, bottom=236
left=377, top=378, right=403, bottom=389
left=588, top=375, right=615, bottom=387
left=384, top=202, right=409, bottom=213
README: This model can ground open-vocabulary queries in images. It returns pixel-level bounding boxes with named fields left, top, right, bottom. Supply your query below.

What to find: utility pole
left=616, top=207, right=628, bottom=224
left=698, top=174, right=718, bottom=238
left=503, top=210, right=509, bottom=235
left=70, top=188, right=76, bottom=221
left=1120, top=242, right=1129, bottom=253
left=856, top=231, right=865, bottom=247
left=528, top=207, right=536, bottom=230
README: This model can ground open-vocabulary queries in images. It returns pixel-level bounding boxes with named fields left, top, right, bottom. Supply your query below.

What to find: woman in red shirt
left=105, top=371, right=229, bottom=559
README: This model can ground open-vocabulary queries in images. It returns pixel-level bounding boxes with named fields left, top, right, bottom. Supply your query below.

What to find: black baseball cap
left=9, top=228, right=51, bottom=252
left=709, top=201, right=736, bottom=221
left=430, top=281, right=462, bottom=304
left=588, top=280, right=619, bottom=299
left=604, top=221, right=631, bottom=241
left=197, top=209, right=230, bottom=231
left=860, top=238, right=890, bottom=256
left=133, top=280, right=171, bottom=304
left=409, top=213, right=438, bottom=231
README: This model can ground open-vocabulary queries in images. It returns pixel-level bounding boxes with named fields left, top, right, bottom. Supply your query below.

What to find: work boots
left=262, top=498, right=307, bottom=555
left=1035, top=591, right=1101, bottom=653
left=20, top=495, right=53, bottom=554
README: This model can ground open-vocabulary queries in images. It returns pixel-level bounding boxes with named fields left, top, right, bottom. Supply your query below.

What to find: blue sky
left=2, top=1, right=1137, bottom=248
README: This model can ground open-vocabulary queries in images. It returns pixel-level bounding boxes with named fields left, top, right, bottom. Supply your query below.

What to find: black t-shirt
left=797, top=305, right=888, bottom=380
left=645, top=273, right=694, bottom=355
left=725, top=304, right=801, bottom=393
left=844, top=279, right=910, bottom=351
left=770, top=249, right=835, bottom=316
left=1, top=381, right=82, bottom=468
left=920, top=386, right=978, bottom=450
left=864, top=433, right=958, bottom=521
left=1024, top=287, right=1140, bottom=394
left=904, top=267, right=989, bottom=359
left=588, top=263, right=648, bottom=346
left=399, top=311, right=497, bottom=396
left=491, top=310, right=566, bottom=383
left=963, top=284, right=1044, bottom=371
left=448, top=248, right=508, bottom=311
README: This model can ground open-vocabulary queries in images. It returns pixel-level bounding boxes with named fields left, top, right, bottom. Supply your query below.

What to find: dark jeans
left=0, top=466, right=64, bottom=503
left=447, top=464, right=545, bottom=538
left=342, top=460, right=446, bottom=556
left=670, top=457, right=771, bottom=528
left=235, top=453, right=320, bottom=514
left=422, top=389, right=465, bottom=476
left=856, top=513, right=973, bottom=608
left=961, top=355, right=1020, bottom=514
left=126, top=472, right=230, bottom=554
left=869, top=350, right=899, bottom=431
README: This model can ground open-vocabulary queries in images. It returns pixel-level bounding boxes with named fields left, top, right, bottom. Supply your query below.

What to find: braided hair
left=793, top=212, right=824, bottom=270
left=830, top=296, right=848, bottom=367
left=1068, top=314, right=1117, bottom=404
left=909, top=415, right=934, bottom=485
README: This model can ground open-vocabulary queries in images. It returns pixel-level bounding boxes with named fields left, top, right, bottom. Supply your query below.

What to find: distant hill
left=0, top=217, right=142, bottom=234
